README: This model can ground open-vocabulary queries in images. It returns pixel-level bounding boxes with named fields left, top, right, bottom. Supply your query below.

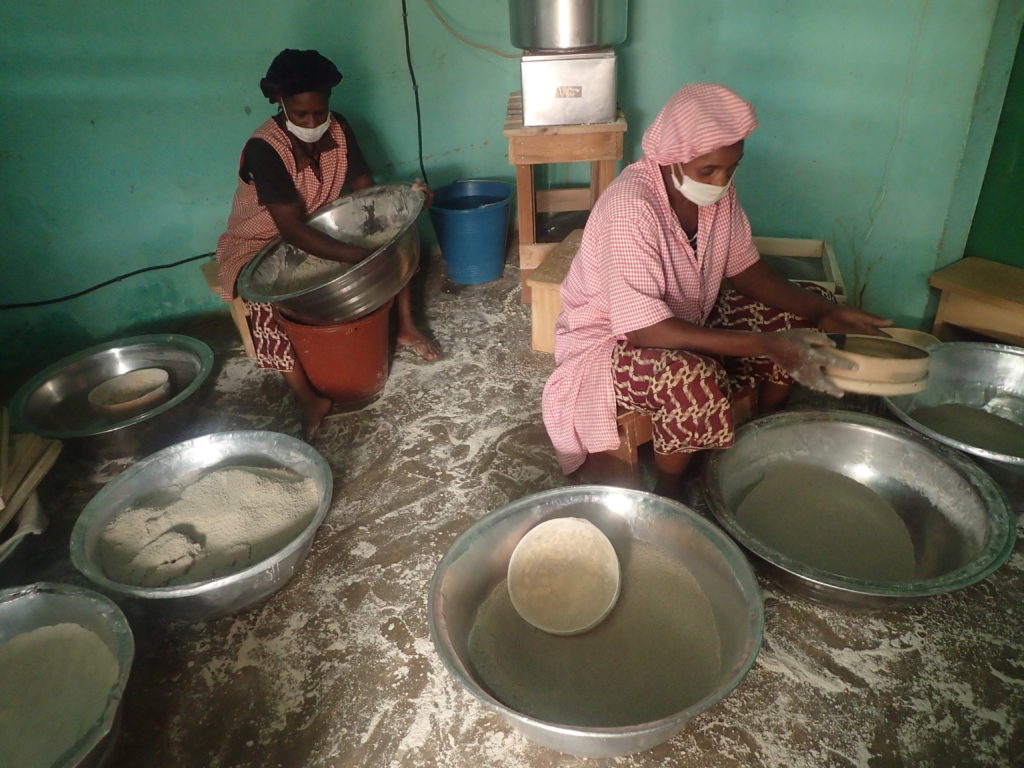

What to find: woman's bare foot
left=397, top=329, right=441, bottom=361
left=281, top=367, right=333, bottom=441
left=394, top=283, right=440, bottom=360
left=301, top=395, right=333, bottom=441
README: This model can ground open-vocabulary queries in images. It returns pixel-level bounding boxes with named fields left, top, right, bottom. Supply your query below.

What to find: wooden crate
left=752, top=236, right=847, bottom=303
left=527, top=230, right=584, bottom=353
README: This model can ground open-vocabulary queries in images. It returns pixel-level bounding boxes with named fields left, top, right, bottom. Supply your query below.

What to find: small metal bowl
left=238, top=183, right=425, bottom=325
left=428, top=486, right=763, bottom=758
left=8, top=334, right=214, bottom=459
left=884, top=342, right=1024, bottom=510
left=703, top=410, right=1016, bottom=610
left=70, top=430, right=332, bottom=623
left=0, top=582, right=134, bottom=768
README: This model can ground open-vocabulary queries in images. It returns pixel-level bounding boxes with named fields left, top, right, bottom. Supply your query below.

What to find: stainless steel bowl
left=0, top=582, right=134, bottom=768
left=509, top=0, right=628, bottom=51
left=238, top=183, right=424, bottom=325
left=8, top=334, right=214, bottom=459
left=428, top=485, right=763, bottom=758
left=884, top=342, right=1024, bottom=511
left=70, top=430, right=332, bottom=623
left=703, top=410, right=1016, bottom=610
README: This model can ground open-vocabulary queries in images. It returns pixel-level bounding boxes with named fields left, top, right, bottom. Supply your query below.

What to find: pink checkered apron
left=215, top=117, right=349, bottom=370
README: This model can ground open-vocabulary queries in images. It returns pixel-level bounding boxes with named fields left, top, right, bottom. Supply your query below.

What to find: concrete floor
left=11, top=252, right=1024, bottom=767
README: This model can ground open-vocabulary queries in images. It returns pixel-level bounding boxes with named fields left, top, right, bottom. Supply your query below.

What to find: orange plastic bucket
left=277, top=298, right=393, bottom=405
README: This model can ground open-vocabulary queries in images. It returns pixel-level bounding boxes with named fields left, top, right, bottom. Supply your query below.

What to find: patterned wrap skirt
left=611, top=286, right=829, bottom=455
left=243, top=300, right=296, bottom=372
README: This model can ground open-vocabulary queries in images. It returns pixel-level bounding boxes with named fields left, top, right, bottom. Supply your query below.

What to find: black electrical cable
left=401, top=0, right=430, bottom=185
left=0, top=252, right=214, bottom=310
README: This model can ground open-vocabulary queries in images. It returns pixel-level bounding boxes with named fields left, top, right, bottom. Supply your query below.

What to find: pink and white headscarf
left=641, top=83, right=758, bottom=165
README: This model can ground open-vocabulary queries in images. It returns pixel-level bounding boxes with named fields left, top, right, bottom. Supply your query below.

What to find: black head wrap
left=259, top=49, right=342, bottom=103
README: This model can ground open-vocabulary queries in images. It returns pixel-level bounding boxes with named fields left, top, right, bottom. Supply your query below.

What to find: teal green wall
left=1, top=1, right=1022, bottom=381
left=966, top=28, right=1024, bottom=268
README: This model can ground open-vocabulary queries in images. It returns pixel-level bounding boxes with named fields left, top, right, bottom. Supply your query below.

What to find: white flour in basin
left=274, top=227, right=401, bottom=293
left=99, top=465, right=320, bottom=587
left=0, top=622, right=119, bottom=768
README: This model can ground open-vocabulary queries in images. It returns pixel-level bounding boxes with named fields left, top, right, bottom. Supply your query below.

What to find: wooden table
left=928, top=257, right=1024, bottom=345
left=504, top=92, right=626, bottom=301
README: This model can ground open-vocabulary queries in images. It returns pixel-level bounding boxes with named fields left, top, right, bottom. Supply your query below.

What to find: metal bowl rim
left=702, top=409, right=1016, bottom=598
left=69, top=430, right=333, bottom=599
left=0, top=581, right=135, bottom=766
left=427, top=484, right=765, bottom=738
left=8, top=334, right=214, bottom=439
left=237, top=182, right=425, bottom=304
left=882, top=341, right=1024, bottom=467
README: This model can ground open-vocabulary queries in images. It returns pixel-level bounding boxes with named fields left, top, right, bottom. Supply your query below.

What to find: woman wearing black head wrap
left=216, top=49, right=440, bottom=440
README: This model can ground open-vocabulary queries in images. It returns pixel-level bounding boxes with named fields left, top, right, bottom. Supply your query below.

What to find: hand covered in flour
left=760, top=329, right=857, bottom=397
left=412, top=178, right=434, bottom=207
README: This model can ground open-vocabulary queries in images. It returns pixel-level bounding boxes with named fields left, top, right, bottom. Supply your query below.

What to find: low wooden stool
left=604, top=408, right=654, bottom=475
left=503, top=92, right=626, bottom=302
left=200, top=260, right=256, bottom=358
left=929, top=257, right=1024, bottom=345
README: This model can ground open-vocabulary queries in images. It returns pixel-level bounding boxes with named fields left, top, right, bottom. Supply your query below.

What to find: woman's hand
left=819, top=305, right=892, bottom=336
left=760, top=328, right=857, bottom=397
left=412, top=178, right=434, bottom=208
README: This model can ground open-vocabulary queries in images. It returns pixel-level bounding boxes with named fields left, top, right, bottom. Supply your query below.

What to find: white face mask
left=280, top=102, right=331, bottom=143
left=671, top=166, right=731, bottom=206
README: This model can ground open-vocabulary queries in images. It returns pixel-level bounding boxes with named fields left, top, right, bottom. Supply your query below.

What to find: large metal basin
left=428, top=485, right=763, bottom=758
left=70, top=430, right=332, bottom=623
left=8, top=334, right=214, bottom=459
left=509, top=0, right=628, bottom=50
left=884, top=342, right=1024, bottom=512
left=0, top=582, right=134, bottom=768
left=703, top=410, right=1015, bottom=610
left=238, top=183, right=424, bottom=325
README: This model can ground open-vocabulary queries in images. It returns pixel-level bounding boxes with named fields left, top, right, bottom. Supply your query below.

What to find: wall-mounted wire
left=401, top=0, right=430, bottom=185
left=0, top=253, right=214, bottom=310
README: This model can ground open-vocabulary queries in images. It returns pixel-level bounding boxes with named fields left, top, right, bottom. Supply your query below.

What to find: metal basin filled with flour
left=702, top=410, right=1016, bottom=610
left=428, top=486, right=763, bottom=758
left=238, top=183, right=425, bottom=325
left=70, top=430, right=332, bottom=622
left=0, top=582, right=134, bottom=768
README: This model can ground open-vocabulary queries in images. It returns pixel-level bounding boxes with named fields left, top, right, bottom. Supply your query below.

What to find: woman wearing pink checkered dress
left=542, top=83, right=890, bottom=495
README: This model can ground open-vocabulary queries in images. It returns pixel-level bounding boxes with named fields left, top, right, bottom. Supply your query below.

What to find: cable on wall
left=0, top=253, right=213, bottom=310
left=401, top=0, right=430, bottom=185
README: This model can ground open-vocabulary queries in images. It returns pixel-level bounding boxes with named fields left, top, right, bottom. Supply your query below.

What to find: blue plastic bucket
left=430, top=180, right=512, bottom=285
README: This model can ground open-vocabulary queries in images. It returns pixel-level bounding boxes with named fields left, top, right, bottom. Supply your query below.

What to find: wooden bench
left=929, top=257, right=1024, bottom=345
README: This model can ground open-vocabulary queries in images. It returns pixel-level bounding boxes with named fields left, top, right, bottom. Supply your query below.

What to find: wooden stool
left=929, top=257, right=1024, bottom=345
left=503, top=92, right=626, bottom=302
left=604, top=408, right=654, bottom=475
left=200, top=260, right=256, bottom=358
